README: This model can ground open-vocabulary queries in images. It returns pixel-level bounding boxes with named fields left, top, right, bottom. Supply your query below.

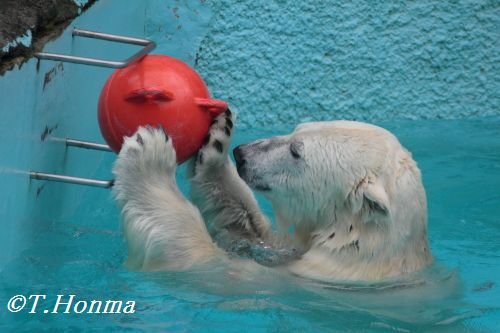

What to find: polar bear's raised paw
left=195, top=109, right=233, bottom=174
left=115, top=125, right=177, bottom=182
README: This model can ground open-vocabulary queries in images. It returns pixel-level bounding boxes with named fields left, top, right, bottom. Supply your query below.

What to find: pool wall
left=0, top=0, right=498, bottom=270
left=0, top=0, right=212, bottom=270
left=196, top=1, right=499, bottom=128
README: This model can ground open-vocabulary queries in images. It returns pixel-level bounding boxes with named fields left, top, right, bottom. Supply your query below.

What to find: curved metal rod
left=34, top=28, right=156, bottom=68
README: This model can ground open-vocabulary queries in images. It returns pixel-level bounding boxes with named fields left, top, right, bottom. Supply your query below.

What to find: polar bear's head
left=234, top=121, right=431, bottom=279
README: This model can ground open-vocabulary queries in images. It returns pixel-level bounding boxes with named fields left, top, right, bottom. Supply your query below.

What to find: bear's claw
left=156, top=124, right=169, bottom=141
left=136, top=133, right=144, bottom=146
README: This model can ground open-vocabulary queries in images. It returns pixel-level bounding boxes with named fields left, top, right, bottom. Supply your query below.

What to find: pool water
left=1, top=118, right=499, bottom=332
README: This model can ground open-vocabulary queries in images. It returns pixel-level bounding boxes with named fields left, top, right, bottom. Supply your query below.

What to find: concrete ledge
left=0, top=0, right=97, bottom=75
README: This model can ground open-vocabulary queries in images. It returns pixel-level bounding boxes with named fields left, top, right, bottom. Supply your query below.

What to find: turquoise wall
left=196, top=1, right=500, bottom=128
left=0, top=0, right=498, bottom=269
left=0, top=0, right=213, bottom=271
left=0, top=1, right=147, bottom=269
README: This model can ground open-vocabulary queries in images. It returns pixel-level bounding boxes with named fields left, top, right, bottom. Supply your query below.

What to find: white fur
left=113, top=118, right=432, bottom=281
left=112, top=126, right=221, bottom=271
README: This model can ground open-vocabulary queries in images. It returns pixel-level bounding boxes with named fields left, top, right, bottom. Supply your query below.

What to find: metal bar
left=30, top=171, right=114, bottom=188
left=65, top=138, right=112, bottom=152
left=34, top=28, right=156, bottom=68
left=72, top=29, right=151, bottom=46
left=34, top=53, right=124, bottom=68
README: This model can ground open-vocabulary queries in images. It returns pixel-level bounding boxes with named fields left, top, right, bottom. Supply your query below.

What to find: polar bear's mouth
left=235, top=164, right=271, bottom=192
left=253, top=183, right=271, bottom=192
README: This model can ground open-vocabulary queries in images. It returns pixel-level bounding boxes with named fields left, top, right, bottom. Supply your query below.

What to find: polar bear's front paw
left=195, top=109, right=233, bottom=174
left=115, top=125, right=177, bottom=180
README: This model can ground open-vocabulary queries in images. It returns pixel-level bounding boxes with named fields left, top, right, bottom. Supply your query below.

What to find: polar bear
left=112, top=110, right=432, bottom=281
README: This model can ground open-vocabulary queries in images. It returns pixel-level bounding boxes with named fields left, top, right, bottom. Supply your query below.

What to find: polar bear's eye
left=290, top=141, right=303, bottom=159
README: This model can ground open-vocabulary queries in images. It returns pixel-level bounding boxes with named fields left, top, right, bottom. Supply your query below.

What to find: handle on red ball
left=195, top=98, right=228, bottom=116
left=124, top=88, right=174, bottom=103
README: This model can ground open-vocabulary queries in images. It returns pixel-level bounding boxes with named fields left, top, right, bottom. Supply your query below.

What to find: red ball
left=98, top=54, right=227, bottom=163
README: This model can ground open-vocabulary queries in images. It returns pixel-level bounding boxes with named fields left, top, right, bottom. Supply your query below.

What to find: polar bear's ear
left=363, top=183, right=390, bottom=220
left=351, top=179, right=390, bottom=223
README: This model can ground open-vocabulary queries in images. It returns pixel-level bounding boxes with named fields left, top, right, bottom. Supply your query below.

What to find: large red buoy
left=98, top=54, right=228, bottom=163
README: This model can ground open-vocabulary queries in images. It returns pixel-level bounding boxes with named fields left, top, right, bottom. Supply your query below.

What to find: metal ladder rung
left=31, top=138, right=115, bottom=189
left=31, top=27, right=156, bottom=188
left=65, top=138, right=112, bottom=152
left=30, top=172, right=113, bottom=188
left=34, top=28, right=156, bottom=68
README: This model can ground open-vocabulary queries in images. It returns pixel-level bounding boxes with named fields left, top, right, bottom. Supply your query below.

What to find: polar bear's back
left=295, top=120, right=398, bottom=142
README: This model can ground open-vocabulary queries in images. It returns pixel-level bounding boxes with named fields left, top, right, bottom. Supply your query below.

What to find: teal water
left=1, top=118, right=499, bottom=332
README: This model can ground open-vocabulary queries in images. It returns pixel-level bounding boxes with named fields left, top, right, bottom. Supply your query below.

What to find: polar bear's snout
left=233, top=144, right=253, bottom=186
left=233, top=145, right=246, bottom=168
left=233, top=140, right=275, bottom=192
left=233, top=140, right=268, bottom=173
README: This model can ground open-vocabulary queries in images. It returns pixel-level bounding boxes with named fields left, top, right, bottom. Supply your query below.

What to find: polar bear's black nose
left=233, top=145, right=246, bottom=167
